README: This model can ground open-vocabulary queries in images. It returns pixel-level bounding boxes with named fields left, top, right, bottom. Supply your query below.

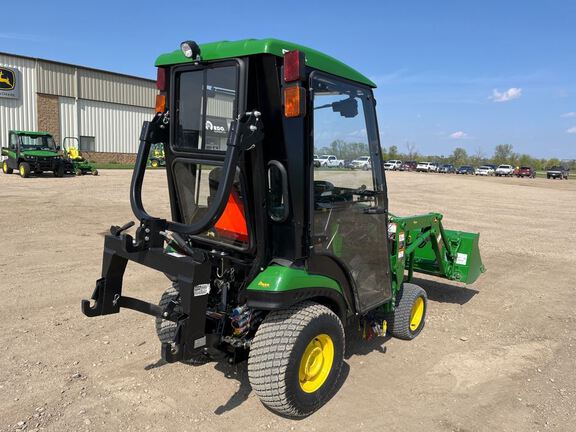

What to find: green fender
left=246, top=265, right=348, bottom=318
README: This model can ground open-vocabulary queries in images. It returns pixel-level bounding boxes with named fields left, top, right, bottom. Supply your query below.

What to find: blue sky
left=1, top=0, right=575, bottom=159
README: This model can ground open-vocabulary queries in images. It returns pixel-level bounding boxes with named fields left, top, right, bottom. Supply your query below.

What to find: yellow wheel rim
left=2, top=162, right=6, bottom=172
left=151, top=160, right=158, bottom=167
left=19, top=165, right=24, bottom=176
left=410, top=297, right=425, bottom=331
left=298, top=334, right=334, bottom=393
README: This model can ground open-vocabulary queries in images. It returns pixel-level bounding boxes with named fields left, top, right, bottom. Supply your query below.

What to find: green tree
left=388, top=145, right=398, bottom=160
left=450, top=147, right=468, bottom=166
left=493, top=144, right=514, bottom=165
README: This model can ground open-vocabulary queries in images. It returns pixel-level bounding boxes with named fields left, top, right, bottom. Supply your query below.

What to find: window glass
left=174, top=66, right=238, bottom=152
left=172, top=161, right=248, bottom=247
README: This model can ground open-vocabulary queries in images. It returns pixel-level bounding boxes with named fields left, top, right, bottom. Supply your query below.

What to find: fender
left=246, top=264, right=349, bottom=320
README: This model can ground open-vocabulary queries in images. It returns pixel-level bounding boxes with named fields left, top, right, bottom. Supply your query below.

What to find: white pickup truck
left=495, top=164, right=515, bottom=177
left=317, top=155, right=344, bottom=168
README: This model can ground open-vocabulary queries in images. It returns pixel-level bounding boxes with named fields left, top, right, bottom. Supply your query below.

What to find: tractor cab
left=82, top=39, right=484, bottom=417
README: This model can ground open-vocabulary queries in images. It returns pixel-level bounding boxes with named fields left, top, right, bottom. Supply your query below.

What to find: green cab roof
left=12, top=130, right=52, bottom=136
left=155, top=38, right=376, bottom=88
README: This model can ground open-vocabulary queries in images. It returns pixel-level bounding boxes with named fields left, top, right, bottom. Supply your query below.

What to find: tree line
left=315, top=140, right=574, bottom=171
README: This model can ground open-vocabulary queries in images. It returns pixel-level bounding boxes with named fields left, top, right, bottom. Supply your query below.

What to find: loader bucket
left=411, top=229, right=485, bottom=285
left=442, top=230, right=485, bottom=284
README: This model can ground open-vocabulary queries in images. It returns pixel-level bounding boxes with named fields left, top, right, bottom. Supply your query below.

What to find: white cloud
left=490, top=87, right=523, bottom=102
left=567, top=126, right=576, bottom=134
left=449, top=131, right=468, bottom=139
left=561, top=112, right=576, bottom=118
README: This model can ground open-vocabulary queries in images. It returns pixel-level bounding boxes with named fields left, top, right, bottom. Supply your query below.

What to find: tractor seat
left=68, top=148, right=82, bottom=160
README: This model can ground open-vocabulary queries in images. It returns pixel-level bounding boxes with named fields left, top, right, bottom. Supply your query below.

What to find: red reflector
left=284, top=50, right=305, bottom=82
left=214, top=190, right=248, bottom=242
left=156, top=67, right=166, bottom=91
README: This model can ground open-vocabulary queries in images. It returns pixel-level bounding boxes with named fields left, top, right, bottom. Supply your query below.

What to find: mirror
left=332, top=97, right=358, bottom=118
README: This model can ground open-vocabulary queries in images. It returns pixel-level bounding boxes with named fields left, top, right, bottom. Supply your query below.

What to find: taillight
left=155, top=94, right=166, bottom=113
left=156, top=67, right=166, bottom=91
left=283, top=85, right=306, bottom=118
left=283, top=50, right=305, bottom=82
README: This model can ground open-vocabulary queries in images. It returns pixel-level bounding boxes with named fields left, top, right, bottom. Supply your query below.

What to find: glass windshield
left=174, top=65, right=238, bottom=152
left=20, top=135, right=56, bottom=151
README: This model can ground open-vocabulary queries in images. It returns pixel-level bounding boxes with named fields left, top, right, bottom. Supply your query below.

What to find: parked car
left=313, top=154, right=321, bottom=168
left=383, top=162, right=396, bottom=170
left=438, top=164, right=455, bottom=173
left=485, top=164, right=497, bottom=171
left=475, top=165, right=495, bottom=176
left=547, top=166, right=569, bottom=180
left=386, top=159, right=402, bottom=170
left=495, top=164, right=515, bottom=177
left=416, top=162, right=434, bottom=172
left=457, top=165, right=475, bottom=175
left=400, top=161, right=417, bottom=171
left=317, top=155, right=344, bottom=168
left=350, top=156, right=371, bottom=170
left=515, top=166, right=536, bottom=178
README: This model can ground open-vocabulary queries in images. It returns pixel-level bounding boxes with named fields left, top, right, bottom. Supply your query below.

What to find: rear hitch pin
left=112, top=293, right=120, bottom=307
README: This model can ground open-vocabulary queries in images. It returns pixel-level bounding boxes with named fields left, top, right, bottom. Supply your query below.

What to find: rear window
left=174, top=65, right=238, bottom=152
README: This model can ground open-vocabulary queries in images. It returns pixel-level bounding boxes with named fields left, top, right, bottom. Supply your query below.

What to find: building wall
left=0, top=54, right=37, bottom=147
left=37, top=94, right=61, bottom=145
left=79, top=99, right=153, bottom=154
left=1, top=52, right=156, bottom=157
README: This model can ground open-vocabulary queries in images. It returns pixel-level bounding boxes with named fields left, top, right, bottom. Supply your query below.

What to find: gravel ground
left=0, top=169, right=574, bottom=432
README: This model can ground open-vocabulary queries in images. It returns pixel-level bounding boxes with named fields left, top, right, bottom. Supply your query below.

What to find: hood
left=22, top=150, right=59, bottom=157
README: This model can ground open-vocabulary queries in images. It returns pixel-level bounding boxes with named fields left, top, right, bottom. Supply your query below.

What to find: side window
left=312, top=74, right=377, bottom=201
left=9, top=133, right=17, bottom=149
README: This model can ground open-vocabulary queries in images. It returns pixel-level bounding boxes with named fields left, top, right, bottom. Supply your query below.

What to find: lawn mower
left=62, top=137, right=98, bottom=176
left=81, top=38, right=485, bottom=417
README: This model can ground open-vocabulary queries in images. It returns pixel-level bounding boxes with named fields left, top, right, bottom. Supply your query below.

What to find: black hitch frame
left=81, top=231, right=211, bottom=363
left=81, top=109, right=264, bottom=363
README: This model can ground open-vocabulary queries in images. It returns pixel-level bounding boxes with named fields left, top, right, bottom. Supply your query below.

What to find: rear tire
left=248, top=301, right=345, bottom=418
left=389, top=283, right=427, bottom=340
left=19, top=162, right=30, bottom=178
left=2, top=160, right=13, bottom=174
left=92, top=169, right=99, bottom=176
left=155, top=284, right=209, bottom=365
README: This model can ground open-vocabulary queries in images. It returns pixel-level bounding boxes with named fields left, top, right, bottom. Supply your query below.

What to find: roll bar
left=130, top=110, right=263, bottom=236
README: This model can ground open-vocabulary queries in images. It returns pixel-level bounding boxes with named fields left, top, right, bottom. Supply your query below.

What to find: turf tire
left=389, top=283, right=427, bottom=340
left=248, top=301, right=345, bottom=418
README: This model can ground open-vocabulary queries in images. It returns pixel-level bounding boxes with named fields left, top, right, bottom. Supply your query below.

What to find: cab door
left=310, top=72, right=392, bottom=313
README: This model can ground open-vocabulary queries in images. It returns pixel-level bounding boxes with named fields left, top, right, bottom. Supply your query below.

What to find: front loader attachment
left=389, top=213, right=486, bottom=286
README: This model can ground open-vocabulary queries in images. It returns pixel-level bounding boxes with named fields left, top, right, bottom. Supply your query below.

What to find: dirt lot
left=1, top=170, right=575, bottom=432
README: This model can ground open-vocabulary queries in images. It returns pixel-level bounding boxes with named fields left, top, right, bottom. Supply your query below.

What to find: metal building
left=0, top=52, right=156, bottom=162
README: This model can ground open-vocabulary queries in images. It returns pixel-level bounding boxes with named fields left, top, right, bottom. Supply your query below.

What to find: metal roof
left=0, top=51, right=155, bottom=83
left=155, top=38, right=376, bottom=88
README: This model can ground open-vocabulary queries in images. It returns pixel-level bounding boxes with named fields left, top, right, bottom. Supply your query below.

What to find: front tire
left=389, top=283, right=427, bottom=340
left=19, top=162, right=30, bottom=178
left=248, top=301, right=345, bottom=418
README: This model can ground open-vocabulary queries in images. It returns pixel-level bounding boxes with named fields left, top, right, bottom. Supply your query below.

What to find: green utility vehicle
left=147, top=143, right=166, bottom=168
left=2, top=131, right=68, bottom=178
left=63, top=137, right=99, bottom=176
left=81, top=39, right=485, bottom=417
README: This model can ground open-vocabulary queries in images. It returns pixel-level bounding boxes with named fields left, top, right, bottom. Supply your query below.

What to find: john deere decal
left=0, top=67, right=19, bottom=99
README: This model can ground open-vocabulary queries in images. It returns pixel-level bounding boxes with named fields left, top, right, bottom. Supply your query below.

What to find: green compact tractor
left=2, top=131, right=68, bottom=178
left=147, top=143, right=166, bottom=168
left=63, top=137, right=98, bottom=176
left=82, top=39, right=485, bottom=417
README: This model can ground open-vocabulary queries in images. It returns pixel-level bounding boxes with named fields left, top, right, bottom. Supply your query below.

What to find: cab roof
left=12, top=130, right=52, bottom=136
left=155, top=38, right=376, bottom=88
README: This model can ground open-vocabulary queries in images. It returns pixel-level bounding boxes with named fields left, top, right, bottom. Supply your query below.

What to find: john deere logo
left=0, top=68, right=15, bottom=91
